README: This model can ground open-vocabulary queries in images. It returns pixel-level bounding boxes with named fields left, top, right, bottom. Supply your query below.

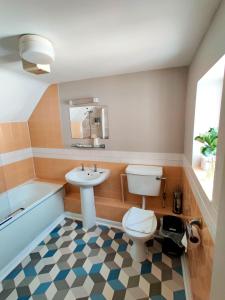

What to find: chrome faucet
left=94, top=164, right=97, bottom=172
left=81, top=163, right=84, bottom=171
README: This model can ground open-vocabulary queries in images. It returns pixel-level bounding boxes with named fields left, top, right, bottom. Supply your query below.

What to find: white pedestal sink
left=65, top=167, right=110, bottom=230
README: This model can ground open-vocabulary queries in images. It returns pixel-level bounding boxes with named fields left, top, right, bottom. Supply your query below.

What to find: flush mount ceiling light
left=19, top=34, right=55, bottom=64
left=18, top=34, right=55, bottom=74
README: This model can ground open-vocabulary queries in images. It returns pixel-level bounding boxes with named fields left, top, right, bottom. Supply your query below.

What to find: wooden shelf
left=64, top=192, right=193, bottom=222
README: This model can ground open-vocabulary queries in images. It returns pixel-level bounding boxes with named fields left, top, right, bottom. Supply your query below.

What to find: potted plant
left=194, top=128, right=218, bottom=171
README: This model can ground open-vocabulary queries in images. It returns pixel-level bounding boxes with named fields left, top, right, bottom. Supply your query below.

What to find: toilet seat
left=122, top=209, right=157, bottom=239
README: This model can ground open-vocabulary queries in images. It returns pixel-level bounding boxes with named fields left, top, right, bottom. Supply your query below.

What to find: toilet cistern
left=65, top=165, right=110, bottom=230
left=125, top=165, right=163, bottom=209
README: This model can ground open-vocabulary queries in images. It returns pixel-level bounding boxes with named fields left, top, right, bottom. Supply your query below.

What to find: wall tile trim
left=0, top=148, right=33, bottom=166
left=0, top=147, right=216, bottom=242
left=32, top=147, right=183, bottom=166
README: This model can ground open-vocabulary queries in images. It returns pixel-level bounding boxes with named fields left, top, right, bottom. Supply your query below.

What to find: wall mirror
left=69, top=104, right=109, bottom=146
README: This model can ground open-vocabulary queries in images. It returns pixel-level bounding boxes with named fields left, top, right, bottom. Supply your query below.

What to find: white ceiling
left=0, top=0, right=221, bottom=122
left=0, top=0, right=221, bottom=84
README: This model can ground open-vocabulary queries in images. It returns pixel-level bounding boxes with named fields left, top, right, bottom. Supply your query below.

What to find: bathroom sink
left=65, top=167, right=110, bottom=187
left=65, top=166, right=111, bottom=231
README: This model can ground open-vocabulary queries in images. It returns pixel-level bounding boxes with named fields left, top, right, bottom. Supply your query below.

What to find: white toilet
left=122, top=165, right=163, bottom=262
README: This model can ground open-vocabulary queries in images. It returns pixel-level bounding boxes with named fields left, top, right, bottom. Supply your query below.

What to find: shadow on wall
left=0, top=35, right=49, bottom=122
left=0, top=68, right=48, bottom=122
left=0, top=35, right=21, bottom=65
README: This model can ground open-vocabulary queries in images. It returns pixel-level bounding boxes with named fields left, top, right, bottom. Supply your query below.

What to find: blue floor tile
left=0, top=218, right=185, bottom=300
left=34, top=282, right=51, bottom=295
left=108, top=279, right=125, bottom=291
left=174, top=289, right=186, bottom=300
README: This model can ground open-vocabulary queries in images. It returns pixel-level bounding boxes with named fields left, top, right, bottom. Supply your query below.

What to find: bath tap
left=94, top=164, right=97, bottom=172
left=81, top=163, right=85, bottom=171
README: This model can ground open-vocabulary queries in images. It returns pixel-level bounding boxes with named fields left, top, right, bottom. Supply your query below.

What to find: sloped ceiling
left=0, top=68, right=48, bottom=122
left=0, top=0, right=221, bottom=122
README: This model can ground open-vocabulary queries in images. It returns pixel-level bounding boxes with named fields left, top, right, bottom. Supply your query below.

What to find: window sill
left=193, top=167, right=214, bottom=201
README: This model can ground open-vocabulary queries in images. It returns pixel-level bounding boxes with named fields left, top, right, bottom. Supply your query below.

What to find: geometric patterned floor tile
left=0, top=218, right=186, bottom=300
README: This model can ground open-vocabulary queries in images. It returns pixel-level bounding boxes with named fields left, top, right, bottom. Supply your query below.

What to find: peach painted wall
left=0, top=122, right=31, bottom=153
left=28, top=84, right=64, bottom=148
left=183, top=171, right=214, bottom=300
left=34, top=158, right=181, bottom=201
left=0, top=166, right=6, bottom=193
left=2, top=158, right=35, bottom=191
left=0, top=122, right=35, bottom=191
left=33, top=157, right=183, bottom=221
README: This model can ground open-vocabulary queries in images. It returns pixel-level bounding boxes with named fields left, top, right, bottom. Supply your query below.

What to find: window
left=193, top=55, right=225, bottom=200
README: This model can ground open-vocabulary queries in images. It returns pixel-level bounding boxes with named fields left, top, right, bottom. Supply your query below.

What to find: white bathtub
left=0, top=180, right=64, bottom=277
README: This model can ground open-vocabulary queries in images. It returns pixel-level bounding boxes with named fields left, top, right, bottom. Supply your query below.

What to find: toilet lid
left=124, top=207, right=157, bottom=234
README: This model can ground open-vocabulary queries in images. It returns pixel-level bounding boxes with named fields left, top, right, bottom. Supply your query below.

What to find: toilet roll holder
left=186, top=218, right=202, bottom=244
left=186, top=218, right=202, bottom=232
left=189, top=218, right=202, bottom=228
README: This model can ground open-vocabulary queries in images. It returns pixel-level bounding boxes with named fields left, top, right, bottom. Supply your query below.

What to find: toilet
left=122, top=165, right=163, bottom=262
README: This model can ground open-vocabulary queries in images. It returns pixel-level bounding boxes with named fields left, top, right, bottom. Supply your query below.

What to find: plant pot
left=200, top=155, right=213, bottom=171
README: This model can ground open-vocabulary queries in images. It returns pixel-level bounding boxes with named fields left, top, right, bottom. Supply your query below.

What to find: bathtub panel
left=0, top=189, right=64, bottom=272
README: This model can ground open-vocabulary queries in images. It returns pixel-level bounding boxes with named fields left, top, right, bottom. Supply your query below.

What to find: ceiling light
left=19, top=34, right=55, bottom=64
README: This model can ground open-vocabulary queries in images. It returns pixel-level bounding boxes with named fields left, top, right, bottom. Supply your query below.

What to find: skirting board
left=64, top=211, right=123, bottom=230
left=0, top=214, right=65, bottom=281
left=181, top=254, right=193, bottom=300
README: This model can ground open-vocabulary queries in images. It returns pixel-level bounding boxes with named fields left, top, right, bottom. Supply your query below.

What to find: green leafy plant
left=194, top=128, right=218, bottom=157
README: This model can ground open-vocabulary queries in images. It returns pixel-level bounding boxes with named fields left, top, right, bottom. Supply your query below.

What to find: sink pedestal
left=65, top=167, right=110, bottom=230
left=80, top=187, right=96, bottom=230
